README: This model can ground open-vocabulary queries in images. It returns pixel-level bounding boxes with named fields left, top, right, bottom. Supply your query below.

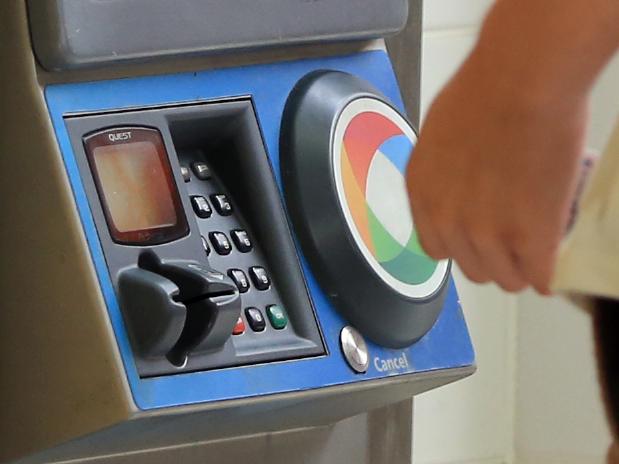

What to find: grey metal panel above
left=28, top=0, right=409, bottom=70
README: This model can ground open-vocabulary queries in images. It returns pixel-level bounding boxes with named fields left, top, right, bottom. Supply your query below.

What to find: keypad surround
left=180, top=151, right=295, bottom=359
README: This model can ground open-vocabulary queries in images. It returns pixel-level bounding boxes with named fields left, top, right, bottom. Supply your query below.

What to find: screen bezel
left=83, top=126, right=189, bottom=246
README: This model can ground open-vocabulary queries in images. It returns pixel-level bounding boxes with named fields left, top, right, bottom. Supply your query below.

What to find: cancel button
left=374, top=353, right=410, bottom=373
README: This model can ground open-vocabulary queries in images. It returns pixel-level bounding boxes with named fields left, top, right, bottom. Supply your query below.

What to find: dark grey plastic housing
left=65, top=100, right=324, bottom=377
left=28, top=0, right=409, bottom=70
left=280, top=71, right=450, bottom=348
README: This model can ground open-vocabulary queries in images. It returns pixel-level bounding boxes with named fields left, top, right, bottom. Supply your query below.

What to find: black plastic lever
left=154, top=260, right=235, bottom=302
left=118, top=268, right=186, bottom=358
left=119, top=256, right=241, bottom=366
left=154, top=260, right=241, bottom=363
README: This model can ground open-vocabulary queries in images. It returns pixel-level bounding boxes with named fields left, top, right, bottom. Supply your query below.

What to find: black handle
left=119, top=256, right=241, bottom=365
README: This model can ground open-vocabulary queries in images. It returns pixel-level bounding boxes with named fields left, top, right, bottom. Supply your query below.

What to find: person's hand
left=406, top=53, right=589, bottom=294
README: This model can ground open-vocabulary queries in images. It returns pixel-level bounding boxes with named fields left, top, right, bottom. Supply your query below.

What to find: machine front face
left=46, top=50, right=474, bottom=411
left=0, top=2, right=474, bottom=462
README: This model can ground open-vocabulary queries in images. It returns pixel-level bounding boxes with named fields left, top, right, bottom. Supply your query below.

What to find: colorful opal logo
left=333, top=98, right=449, bottom=299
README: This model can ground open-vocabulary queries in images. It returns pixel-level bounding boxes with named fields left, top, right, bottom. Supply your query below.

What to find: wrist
left=458, top=44, right=586, bottom=122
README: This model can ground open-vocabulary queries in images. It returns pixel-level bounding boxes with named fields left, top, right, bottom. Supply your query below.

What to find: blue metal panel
left=45, top=50, right=475, bottom=411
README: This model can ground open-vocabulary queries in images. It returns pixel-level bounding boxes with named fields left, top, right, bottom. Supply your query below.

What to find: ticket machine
left=0, top=2, right=475, bottom=463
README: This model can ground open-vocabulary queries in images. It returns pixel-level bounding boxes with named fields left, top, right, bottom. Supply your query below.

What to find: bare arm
left=475, top=0, right=619, bottom=102
left=406, top=0, right=619, bottom=293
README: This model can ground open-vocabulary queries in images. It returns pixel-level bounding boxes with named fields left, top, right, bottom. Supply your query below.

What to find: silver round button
left=340, top=326, right=369, bottom=373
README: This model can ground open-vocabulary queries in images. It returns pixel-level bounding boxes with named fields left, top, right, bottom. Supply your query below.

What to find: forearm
left=468, top=0, right=619, bottom=105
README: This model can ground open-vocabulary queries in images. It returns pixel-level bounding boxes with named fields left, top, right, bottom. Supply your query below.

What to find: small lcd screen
left=85, top=127, right=188, bottom=245
left=93, top=141, right=177, bottom=233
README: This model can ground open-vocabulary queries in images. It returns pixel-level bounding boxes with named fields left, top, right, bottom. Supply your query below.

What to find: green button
left=267, top=305, right=288, bottom=330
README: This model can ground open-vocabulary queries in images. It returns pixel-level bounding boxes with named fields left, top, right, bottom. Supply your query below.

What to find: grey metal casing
left=28, top=0, right=409, bottom=70
left=0, top=2, right=477, bottom=463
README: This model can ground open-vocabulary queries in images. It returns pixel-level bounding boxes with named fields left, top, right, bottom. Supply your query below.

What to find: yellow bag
left=553, top=119, right=619, bottom=299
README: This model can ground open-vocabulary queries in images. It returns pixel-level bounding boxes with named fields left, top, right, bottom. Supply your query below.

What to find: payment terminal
left=0, top=1, right=475, bottom=463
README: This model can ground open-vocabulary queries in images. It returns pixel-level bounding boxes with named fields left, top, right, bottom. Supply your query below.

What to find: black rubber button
left=192, top=162, right=211, bottom=180
left=245, top=307, right=266, bottom=332
left=211, top=194, right=233, bottom=216
left=191, top=196, right=212, bottom=218
left=231, top=229, right=252, bottom=253
left=249, top=266, right=270, bottom=291
left=209, top=232, right=232, bottom=255
left=228, top=269, right=250, bottom=293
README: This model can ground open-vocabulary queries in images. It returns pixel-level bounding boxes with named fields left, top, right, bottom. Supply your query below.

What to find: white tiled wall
left=422, top=0, right=493, bottom=31
left=413, top=1, right=618, bottom=464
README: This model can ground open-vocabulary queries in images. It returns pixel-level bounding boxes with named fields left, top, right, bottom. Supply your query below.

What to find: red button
left=232, top=317, right=245, bottom=335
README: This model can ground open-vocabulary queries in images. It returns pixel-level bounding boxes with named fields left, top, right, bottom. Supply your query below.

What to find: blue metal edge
left=45, top=49, right=475, bottom=411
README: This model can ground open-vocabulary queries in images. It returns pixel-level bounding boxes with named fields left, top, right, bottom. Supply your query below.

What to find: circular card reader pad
left=281, top=71, right=450, bottom=348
